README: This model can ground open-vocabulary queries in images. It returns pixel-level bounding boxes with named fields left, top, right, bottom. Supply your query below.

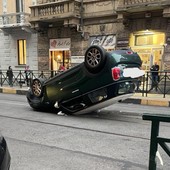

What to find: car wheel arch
left=31, top=78, right=45, bottom=98
left=84, top=45, right=107, bottom=73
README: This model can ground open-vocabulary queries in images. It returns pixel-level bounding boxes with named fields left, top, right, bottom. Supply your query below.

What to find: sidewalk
left=123, top=93, right=170, bottom=107
left=0, top=85, right=170, bottom=107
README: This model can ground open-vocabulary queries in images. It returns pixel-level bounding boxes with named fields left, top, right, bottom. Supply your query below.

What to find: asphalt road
left=0, top=93, right=170, bottom=170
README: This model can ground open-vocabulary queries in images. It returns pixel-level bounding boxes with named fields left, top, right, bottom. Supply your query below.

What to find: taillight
left=126, top=51, right=133, bottom=55
left=112, top=67, right=121, bottom=81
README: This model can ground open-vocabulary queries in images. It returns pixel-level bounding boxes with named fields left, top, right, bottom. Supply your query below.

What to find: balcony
left=0, top=12, right=31, bottom=29
left=29, top=0, right=81, bottom=29
left=117, top=0, right=170, bottom=13
left=37, top=0, right=61, bottom=4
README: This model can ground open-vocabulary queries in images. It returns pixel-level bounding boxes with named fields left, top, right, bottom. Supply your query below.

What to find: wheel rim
left=32, top=79, right=42, bottom=97
left=86, top=48, right=101, bottom=67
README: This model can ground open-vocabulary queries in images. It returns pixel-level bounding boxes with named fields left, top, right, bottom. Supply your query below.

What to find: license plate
left=123, top=68, right=145, bottom=78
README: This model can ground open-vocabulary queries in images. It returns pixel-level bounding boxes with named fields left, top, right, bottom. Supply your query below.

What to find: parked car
left=0, top=133, right=11, bottom=170
left=27, top=45, right=144, bottom=114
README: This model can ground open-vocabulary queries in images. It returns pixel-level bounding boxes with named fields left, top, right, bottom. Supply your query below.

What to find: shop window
left=50, top=50, right=71, bottom=71
left=17, top=39, right=26, bottom=65
left=135, top=33, right=164, bottom=46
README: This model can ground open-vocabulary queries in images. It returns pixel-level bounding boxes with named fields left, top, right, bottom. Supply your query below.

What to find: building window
left=135, top=33, right=165, bottom=46
left=18, top=39, right=26, bottom=65
left=16, top=0, right=23, bottom=23
left=16, top=0, right=23, bottom=12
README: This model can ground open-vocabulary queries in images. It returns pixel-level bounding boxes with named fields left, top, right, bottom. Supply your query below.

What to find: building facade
left=0, top=0, right=38, bottom=70
left=1, top=0, right=170, bottom=72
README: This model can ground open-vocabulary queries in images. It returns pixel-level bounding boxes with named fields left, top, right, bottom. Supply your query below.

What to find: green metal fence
left=143, top=114, right=170, bottom=170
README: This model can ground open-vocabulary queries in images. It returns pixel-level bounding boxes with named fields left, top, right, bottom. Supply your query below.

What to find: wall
left=0, top=29, right=38, bottom=70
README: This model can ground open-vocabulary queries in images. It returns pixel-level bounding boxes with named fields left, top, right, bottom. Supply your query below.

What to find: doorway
left=130, top=31, right=165, bottom=71
left=50, top=50, right=71, bottom=71
left=132, top=47, right=163, bottom=71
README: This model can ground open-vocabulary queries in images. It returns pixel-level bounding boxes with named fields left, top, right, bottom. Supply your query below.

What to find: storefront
left=129, top=30, right=165, bottom=71
left=49, top=38, right=71, bottom=71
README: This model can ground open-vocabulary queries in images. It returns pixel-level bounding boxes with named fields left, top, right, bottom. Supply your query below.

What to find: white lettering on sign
left=50, top=38, right=71, bottom=49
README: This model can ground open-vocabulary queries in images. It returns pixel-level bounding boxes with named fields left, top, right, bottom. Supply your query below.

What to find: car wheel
left=31, top=78, right=44, bottom=97
left=84, top=45, right=106, bottom=73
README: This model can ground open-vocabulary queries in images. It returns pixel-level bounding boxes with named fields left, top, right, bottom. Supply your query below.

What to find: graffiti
left=90, top=35, right=116, bottom=49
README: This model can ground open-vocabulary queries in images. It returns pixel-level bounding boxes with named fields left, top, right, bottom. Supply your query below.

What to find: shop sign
left=89, top=35, right=116, bottom=49
left=50, top=38, right=71, bottom=49
left=117, top=38, right=129, bottom=47
left=71, top=56, right=84, bottom=63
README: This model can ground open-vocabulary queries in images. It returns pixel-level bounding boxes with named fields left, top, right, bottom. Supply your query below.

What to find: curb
left=123, top=98, right=170, bottom=107
left=0, top=87, right=27, bottom=95
left=1, top=87, right=170, bottom=107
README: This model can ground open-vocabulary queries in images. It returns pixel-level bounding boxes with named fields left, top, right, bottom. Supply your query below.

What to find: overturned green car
left=27, top=45, right=144, bottom=114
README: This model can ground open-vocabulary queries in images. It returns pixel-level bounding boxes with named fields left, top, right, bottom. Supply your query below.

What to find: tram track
left=0, top=113, right=150, bottom=141
left=0, top=94, right=169, bottom=142
left=1, top=94, right=170, bottom=169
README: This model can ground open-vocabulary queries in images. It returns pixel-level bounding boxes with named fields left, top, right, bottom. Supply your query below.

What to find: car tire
left=31, top=78, right=44, bottom=98
left=84, top=45, right=106, bottom=73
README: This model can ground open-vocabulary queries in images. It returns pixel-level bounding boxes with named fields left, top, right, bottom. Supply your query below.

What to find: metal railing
left=1, top=69, right=170, bottom=97
left=0, top=69, right=58, bottom=87
left=137, top=71, right=170, bottom=98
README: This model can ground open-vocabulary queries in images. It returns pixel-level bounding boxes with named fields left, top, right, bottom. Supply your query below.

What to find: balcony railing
left=0, top=12, right=31, bottom=28
left=30, top=0, right=81, bottom=23
left=123, top=0, right=157, bottom=6
left=38, top=3, right=65, bottom=16
left=37, top=0, right=61, bottom=4
left=117, top=0, right=170, bottom=12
